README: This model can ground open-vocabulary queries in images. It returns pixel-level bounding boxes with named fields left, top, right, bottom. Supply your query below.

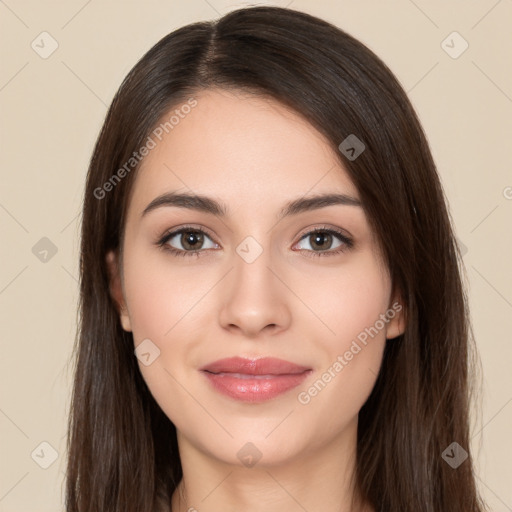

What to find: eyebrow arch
left=141, top=191, right=362, bottom=220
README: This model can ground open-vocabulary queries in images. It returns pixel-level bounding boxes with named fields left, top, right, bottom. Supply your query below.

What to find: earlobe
left=385, top=292, right=406, bottom=340
left=105, top=250, right=132, bottom=332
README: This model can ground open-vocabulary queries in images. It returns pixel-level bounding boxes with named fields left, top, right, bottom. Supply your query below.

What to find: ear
left=385, top=289, right=406, bottom=340
left=106, top=250, right=132, bottom=332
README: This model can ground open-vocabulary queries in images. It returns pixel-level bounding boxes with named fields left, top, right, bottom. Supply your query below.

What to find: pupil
left=183, top=231, right=203, bottom=249
left=312, top=232, right=331, bottom=250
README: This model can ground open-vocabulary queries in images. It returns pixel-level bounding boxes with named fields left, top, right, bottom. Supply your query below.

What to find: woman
left=66, top=6, right=488, bottom=511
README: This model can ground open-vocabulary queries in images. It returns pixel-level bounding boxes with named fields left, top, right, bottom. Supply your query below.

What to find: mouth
left=204, top=372, right=298, bottom=379
left=199, top=357, right=312, bottom=403
left=199, top=356, right=311, bottom=375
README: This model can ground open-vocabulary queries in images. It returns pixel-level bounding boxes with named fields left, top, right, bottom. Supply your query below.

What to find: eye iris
left=182, top=231, right=203, bottom=250
left=310, top=232, right=332, bottom=250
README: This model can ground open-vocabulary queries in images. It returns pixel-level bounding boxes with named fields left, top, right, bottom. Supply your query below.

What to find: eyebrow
left=141, top=191, right=362, bottom=220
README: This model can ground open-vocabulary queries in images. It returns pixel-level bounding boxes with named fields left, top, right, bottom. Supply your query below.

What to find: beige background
left=1, top=1, right=511, bottom=510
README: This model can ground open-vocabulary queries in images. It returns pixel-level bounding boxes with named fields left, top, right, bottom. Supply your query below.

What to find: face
left=107, top=88, right=404, bottom=468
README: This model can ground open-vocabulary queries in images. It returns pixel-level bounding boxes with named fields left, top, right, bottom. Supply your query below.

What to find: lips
left=199, top=357, right=312, bottom=403
left=199, top=356, right=311, bottom=375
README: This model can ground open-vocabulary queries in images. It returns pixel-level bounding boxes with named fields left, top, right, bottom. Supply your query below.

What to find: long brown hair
left=66, top=6, right=487, bottom=511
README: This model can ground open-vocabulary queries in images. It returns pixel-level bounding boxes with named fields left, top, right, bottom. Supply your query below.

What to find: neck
left=169, top=419, right=372, bottom=512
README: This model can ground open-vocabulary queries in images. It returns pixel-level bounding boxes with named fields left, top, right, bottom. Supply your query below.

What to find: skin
left=107, top=88, right=405, bottom=512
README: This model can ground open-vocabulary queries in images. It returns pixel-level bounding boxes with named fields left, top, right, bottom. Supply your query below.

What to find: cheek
left=293, top=254, right=389, bottom=413
left=122, top=247, right=217, bottom=420
left=123, top=248, right=203, bottom=429
left=122, top=246, right=212, bottom=340
left=298, top=252, right=391, bottom=352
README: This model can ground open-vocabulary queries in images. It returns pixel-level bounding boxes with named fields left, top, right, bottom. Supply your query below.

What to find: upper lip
left=199, top=357, right=311, bottom=375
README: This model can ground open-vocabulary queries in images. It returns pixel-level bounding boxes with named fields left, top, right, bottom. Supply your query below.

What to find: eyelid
left=155, top=225, right=218, bottom=260
left=159, top=223, right=219, bottom=244
left=295, top=223, right=352, bottom=242
left=292, top=225, right=354, bottom=255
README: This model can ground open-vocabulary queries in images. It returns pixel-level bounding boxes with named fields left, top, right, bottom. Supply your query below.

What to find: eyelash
left=156, top=224, right=354, bottom=259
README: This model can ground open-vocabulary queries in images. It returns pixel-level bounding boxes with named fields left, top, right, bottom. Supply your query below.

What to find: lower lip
left=201, top=370, right=312, bottom=403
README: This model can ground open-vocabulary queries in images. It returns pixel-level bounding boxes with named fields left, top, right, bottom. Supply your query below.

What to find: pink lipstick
left=199, top=357, right=312, bottom=403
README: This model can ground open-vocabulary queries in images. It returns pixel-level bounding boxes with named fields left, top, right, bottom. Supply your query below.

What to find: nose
left=218, top=247, right=291, bottom=338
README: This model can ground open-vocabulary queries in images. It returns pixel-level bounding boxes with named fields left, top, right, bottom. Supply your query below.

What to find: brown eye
left=158, top=227, right=218, bottom=258
left=180, top=230, right=205, bottom=250
left=294, top=228, right=353, bottom=257
left=308, top=232, right=334, bottom=251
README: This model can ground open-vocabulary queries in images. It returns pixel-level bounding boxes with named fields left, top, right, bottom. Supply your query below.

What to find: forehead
left=128, top=88, right=360, bottom=216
